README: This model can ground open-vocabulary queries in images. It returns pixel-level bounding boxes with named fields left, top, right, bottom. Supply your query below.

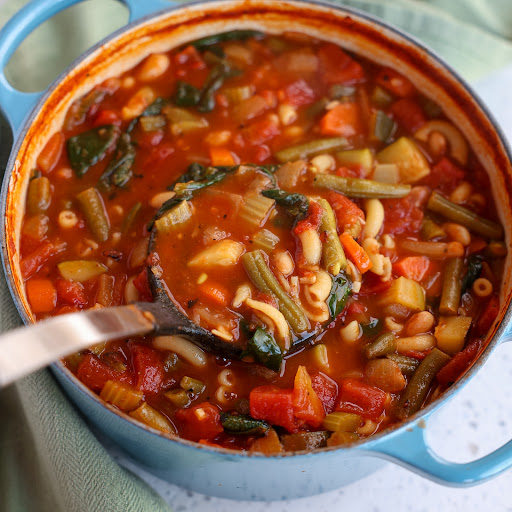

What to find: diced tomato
left=293, top=200, right=324, bottom=235
left=336, top=165, right=366, bottom=178
left=467, top=237, right=487, bottom=255
left=376, top=68, right=415, bottom=97
left=175, top=402, right=224, bottom=442
left=55, top=278, right=87, bottom=306
left=243, top=117, right=280, bottom=146
left=93, top=109, right=122, bottom=127
left=37, top=132, right=65, bottom=174
left=436, top=339, right=482, bottom=386
left=311, top=372, right=338, bottom=414
left=249, top=144, right=271, bottom=163
left=140, top=142, right=174, bottom=169
left=76, top=353, right=131, bottom=392
left=281, top=79, right=316, bottom=106
left=335, top=379, right=387, bottom=420
left=318, top=44, right=365, bottom=85
left=357, top=272, right=392, bottom=297
left=130, top=343, right=165, bottom=395
left=250, top=385, right=298, bottom=433
left=402, top=349, right=431, bottom=360
left=319, top=103, right=362, bottom=137
left=393, top=256, right=431, bottom=282
left=292, top=366, right=325, bottom=427
left=174, top=45, right=205, bottom=68
left=327, top=192, right=365, bottom=238
left=137, top=130, right=164, bottom=148
left=20, top=240, right=66, bottom=279
left=133, top=268, right=153, bottom=302
left=476, top=294, right=500, bottom=336
left=345, top=300, right=367, bottom=317
left=26, top=279, right=57, bottom=313
left=421, top=157, right=465, bottom=193
left=388, top=98, right=426, bottom=133
left=382, top=187, right=428, bottom=236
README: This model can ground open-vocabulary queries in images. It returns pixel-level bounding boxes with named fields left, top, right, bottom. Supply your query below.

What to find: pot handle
left=362, top=413, right=512, bottom=485
left=0, top=0, right=177, bottom=135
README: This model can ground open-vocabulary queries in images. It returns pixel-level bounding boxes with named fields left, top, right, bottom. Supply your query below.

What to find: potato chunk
left=188, top=240, right=245, bottom=268
left=434, top=315, right=472, bottom=355
left=376, top=137, right=430, bottom=183
left=379, top=276, right=426, bottom=315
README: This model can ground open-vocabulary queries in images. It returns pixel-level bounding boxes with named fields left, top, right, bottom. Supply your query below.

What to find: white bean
left=137, top=54, right=170, bottom=82
left=298, top=228, right=322, bottom=265
left=396, top=334, right=436, bottom=353
left=310, top=154, right=335, bottom=174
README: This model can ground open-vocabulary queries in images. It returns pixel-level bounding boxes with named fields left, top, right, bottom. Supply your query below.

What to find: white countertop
left=108, top=64, right=512, bottom=512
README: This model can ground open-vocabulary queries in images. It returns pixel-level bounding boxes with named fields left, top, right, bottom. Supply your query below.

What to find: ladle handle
left=0, top=304, right=154, bottom=388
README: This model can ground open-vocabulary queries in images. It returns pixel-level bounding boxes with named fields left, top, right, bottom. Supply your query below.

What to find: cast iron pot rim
left=1, top=0, right=511, bottom=459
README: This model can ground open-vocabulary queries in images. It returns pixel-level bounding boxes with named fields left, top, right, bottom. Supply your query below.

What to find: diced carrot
left=37, top=132, right=65, bottom=174
left=376, top=68, right=415, bottom=97
left=26, top=279, right=57, bottom=313
left=198, top=281, right=230, bottom=307
left=243, top=117, right=280, bottom=146
left=388, top=98, right=426, bottom=133
left=318, top=44, right=365, bottom=85
left=436, top=339, right=481, bottom=386
left=339, top=232, right=373, bottom=273
left=319, top=103, right=362, bottom=137
left=393, top=256, right=431, bottom=282
left=292, top=366, right=325, bottom=428
left=250, top=385, right=298, bottom=433
left=209, top=147, right=237, bottom=166
left=335, top=378, right=387, bottom=420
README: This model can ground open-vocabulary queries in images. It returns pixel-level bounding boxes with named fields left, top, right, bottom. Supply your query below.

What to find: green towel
left=0, top=1, right=511, bottom=511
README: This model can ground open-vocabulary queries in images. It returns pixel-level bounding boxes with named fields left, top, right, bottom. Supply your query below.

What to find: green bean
left=164, top=389, right=190, bottom=408
left=440, top=257, right=464, bottom=315
left=317, top=198, right=346, bottom=275
left=396, top=348, right=451, bottom=419
left=121, top=202, right=142, bottom=234
left=421, top=218, right=446, bottom=240
left=180, top=376, right=205, bottom=394
left=364, top=332, right=397, bottom=359
left=275, top=137, right=349, bottom=163
left=76, top=187, right=110, bottom=242
left=386, top=354, right=419, bottom=377
left=371, top=110, right=396, bottom=143
left=221, top=413, right=270, bottom=436
left=427, top=191, right=503, bottom=239
left=27, top=176, right=51, bottom=214
left=242, top=250, right=309, bottom=333
left=313, top=174, right=411, bottom=198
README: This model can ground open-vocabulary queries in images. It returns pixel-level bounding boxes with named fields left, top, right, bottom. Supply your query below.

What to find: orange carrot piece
left=26, top=279, right=57, bottom=313
left=319, top=103, right=362, bottom=137
left=37, top=132, right=65, bottom=174
left=339, top=232, right=372, bottom=273
left=198, top=281, right=230, bottom=307
left=209, top=147, right=236, bottom=166
left=393, top=256, right=431, bottom=282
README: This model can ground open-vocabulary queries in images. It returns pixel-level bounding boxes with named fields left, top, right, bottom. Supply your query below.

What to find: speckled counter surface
left=108, top=65, right=512, bottom=512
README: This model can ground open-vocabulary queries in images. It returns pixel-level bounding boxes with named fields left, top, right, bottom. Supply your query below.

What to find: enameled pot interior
left=3, top=0, right=512, bottom=454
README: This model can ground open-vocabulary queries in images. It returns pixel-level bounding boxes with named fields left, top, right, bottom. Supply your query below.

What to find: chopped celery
left=163, top=106, right=208, bottom=135
left=100, top=380, right=142, bottom=412
left=165, top=389, right=191, bottom=408
left=129, top=402, right=176, bottom=433
left=139, top=114, right=167, bottom=132
left=252, top=229, right=280, bottom=252
left=372, top=163, right=399, bottom=184
left=223, top=85, right=254, bottom=104
left=57, top=260, right=108, bottom=283
left=180, top=376, right=205, bottom=394
left=238, top=193, right=275, bottom=227
left=154, top=200, right=193, bottom=233
left=323, top=412, right=362, bottom=432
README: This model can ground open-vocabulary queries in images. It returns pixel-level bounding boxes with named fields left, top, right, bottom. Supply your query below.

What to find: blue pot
left=1, top=0, right=512, bottom=501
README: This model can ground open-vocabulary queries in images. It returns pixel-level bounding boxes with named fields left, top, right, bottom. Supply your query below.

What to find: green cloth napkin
left=0, top=1, right=511, bottom=511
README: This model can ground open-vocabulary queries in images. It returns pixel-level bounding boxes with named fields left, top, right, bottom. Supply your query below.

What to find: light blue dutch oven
left=1, top=0, right=512, bottom=501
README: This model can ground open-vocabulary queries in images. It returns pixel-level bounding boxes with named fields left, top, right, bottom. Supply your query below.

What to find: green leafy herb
left=98, top=132, right=136, bottom=190
left=127, top=97, right=169, bottom=133
left=220, top=413, right=270, bottom=436
left=462, top=255, right=483, bottom=294
left=262, top=189, right=309, bottom=218
left=198, top=61, right=241, bottom=113
left=191, top=30, right=265, bottom=50
left=361, top=317, right=382, bottom=337
left=67, top=125, right=120, bottom=177
left=173, top=81, right=202, bottom=107
left=243, top=327, right=283, bottom=372
left=327, top=272, right=352, bottom=319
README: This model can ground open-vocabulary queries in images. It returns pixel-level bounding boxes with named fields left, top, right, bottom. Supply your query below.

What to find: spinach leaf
left=99, top=132, right=135, bottom=190
left=327, top=272, right=352, bottom=319
left=173, top=81, right=202, bottom=107
left=462, top=255, right=483, bottom=294
left=262, top=189, right=309, bottom=218
left=243, top=327, right=282, bottom=372
left=191, top=30, right=265, bottom=51
left=361, top=317, right=381, bottom=337
left=126, top=97, right=169, bottom=133
left=67, top=125, right=120, bottom=177
left=198, top=62, right=241, bottom=113
left=220, top=413, right=270, bottom=436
